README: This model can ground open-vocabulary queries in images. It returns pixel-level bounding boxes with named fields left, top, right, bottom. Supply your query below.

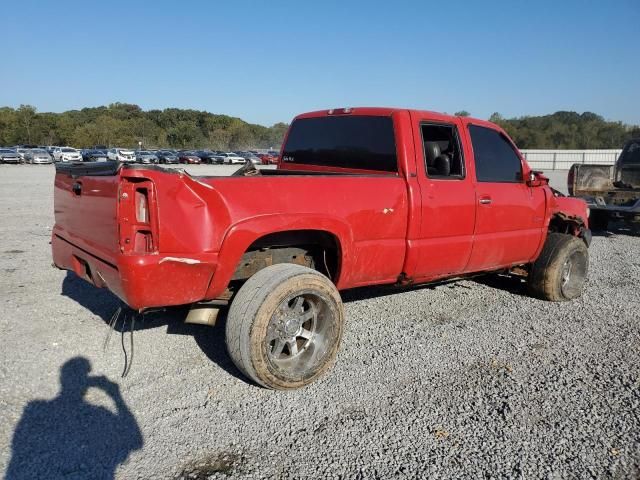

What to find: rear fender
left=205, top=214, right=353, bottom=299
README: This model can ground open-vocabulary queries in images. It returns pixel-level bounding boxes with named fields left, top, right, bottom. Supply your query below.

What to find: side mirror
left=526, top=170, right=548, bottom=187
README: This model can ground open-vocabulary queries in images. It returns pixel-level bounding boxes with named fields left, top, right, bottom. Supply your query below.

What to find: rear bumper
left=52, top=234, right=219, bottom=311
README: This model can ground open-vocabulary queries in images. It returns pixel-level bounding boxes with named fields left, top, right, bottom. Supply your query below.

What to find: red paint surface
left=52, top=108, right=589, bottom=310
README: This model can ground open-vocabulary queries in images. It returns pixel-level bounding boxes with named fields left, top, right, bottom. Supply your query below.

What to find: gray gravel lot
left=0, top=164, right=638, bottom=479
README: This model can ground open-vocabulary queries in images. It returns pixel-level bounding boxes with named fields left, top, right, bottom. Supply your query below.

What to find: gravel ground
left=0, top=164, right=638, bottom=479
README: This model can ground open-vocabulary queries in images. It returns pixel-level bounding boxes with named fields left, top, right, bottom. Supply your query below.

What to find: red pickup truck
left=52, top=107, right=590, bottom=389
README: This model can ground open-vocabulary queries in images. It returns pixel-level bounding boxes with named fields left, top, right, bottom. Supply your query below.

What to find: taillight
left=120, top=181, right=156, bottom=254
left=135, top=188, right=149, bottom=223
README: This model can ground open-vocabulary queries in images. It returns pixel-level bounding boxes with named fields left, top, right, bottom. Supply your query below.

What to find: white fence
left=520, top=149, right=621, bottom=170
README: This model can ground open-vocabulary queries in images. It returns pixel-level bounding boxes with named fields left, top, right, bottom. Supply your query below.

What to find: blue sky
left=2, top=0, right=639, bottom=126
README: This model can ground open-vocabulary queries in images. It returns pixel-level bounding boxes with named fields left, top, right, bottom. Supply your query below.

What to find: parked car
left=107, top=148, right=136, bottom=162
left=136, top=150, right=159, bottom=164
left=215, top=152, right=246, bottom=164
left=52, top=107, right=591, bottom=390
left=0, top=148, right=21, bottom=164
left=194, top=150, right=220, bottom=164
left=25, top=148, right=53, bottom=164
left=568, top=137, right=640, bottom=231
left=242, top=152, right=262, bottom=165
left=53, top=147, right=82, bottom=162
left=157, top=150, right=179, bottom=164
left=178, top=151, right=201, bottom=164
left=15, top=148, right=30, bottom=163
left=258, top=152, right=278, bottom=165
left=82, top=149, right=109, bottom=162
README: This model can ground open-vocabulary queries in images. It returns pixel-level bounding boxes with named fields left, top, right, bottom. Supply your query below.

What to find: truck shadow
left=61, top=270, right=528, bottom=383
left=591, top=223, right=639, bottom=237
left=61, top=272, right=245, bottom=382
left=341, top=274, right=528, bottom=302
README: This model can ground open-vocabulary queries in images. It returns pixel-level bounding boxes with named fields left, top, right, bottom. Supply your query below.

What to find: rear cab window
left=468, top=125, right=523, bottom=183
left=281, top=115, right=398, bottom=174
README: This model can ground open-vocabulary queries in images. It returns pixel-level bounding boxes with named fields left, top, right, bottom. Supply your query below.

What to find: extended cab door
left=463, top=123, right=546, bottom=271
left=406, top=113, right=476, bottom=281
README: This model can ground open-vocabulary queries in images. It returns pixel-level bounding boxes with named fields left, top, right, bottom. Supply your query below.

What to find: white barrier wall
left=520, top=149, right=621, bottom=170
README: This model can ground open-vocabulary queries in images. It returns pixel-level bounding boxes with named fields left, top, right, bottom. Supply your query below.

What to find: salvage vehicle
left=258, top=152, right=278, bottom=165
left=0, top=148, right=21, bottom=164
left=178, top=151, right=202, bottom=164
left=214, top=152, right=246, bottom=164
left=82, top=149, right=109, bottom=162
left=52, top=107, right=591, bottom=390
left=24, top=148, right=53, bottom=164
left=194, top=150, right=220, bottom=164
left=156, top=150, right=179, bottom=164
left=53, top=147, right=83, bottom=162
left=107, top=148, right=136, bottom=163
left=568, top=138, right=640, bottom=231
left=135, top=150, right=159, bottom=164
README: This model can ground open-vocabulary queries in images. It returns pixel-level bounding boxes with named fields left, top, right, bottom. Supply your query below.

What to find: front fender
left=204, top=213, right=354, bottom=299
left=552, top=195, right=589, bottom=227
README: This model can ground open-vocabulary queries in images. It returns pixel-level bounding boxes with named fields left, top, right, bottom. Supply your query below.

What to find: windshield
left=0, top=149, right=14, bottom=153
left=619, top=140, right=640, bottom=166
left=32, top=149, right=47, bottom=154
left=61, top=148, right=76, bottom=152
left=282, top=115, right=397, bottom=172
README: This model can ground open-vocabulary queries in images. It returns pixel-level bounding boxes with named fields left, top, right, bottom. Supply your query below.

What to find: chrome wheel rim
left=265, top=291, right=334, bottom=376
left=560, top=250, right=587, bottom=297
left=561, top=258, right=572, bottom=287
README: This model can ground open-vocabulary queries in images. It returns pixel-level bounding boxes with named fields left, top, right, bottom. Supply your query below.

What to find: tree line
left=0, top=103, right=288, bottom=150
left=0, top=104, right=638, bottom=150
left=454, top=110, right=638, bottom=149
left=483, top=111, right=639, bottom=149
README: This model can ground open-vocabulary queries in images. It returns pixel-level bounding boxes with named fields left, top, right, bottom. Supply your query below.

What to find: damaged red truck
left=52, top=107, right=591, bottom=389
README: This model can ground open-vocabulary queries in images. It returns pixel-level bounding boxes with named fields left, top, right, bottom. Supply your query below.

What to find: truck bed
left=52, top=162, right=409, bottom=310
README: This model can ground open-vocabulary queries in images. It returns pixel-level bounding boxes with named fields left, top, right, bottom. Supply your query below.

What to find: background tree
left=17, top=105, right=37, bottom=144
left=490, top=111, right=637, bottom=149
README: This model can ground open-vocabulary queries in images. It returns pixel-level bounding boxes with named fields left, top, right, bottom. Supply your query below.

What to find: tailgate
left=53, top=162, right=123, bottom=264
left=568, top=163, right=614, bottom=196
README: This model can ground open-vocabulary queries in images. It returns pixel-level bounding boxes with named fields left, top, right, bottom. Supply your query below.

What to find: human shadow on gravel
left=60, top=272, right=246, bottom=382
left=5, top=357, right=143, bottom=480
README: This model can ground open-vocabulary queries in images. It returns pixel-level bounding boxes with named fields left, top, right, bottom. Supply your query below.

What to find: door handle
left=479, top=197, right=492, bottom=205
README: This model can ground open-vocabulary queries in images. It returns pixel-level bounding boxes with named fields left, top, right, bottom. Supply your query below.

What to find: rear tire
left=225, top=264, right=344, bottom=390
left=528, top=233, right=588, bottom=301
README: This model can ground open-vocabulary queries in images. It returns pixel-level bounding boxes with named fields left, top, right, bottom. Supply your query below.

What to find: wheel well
left=231, top=230, right=341, bottom=283
left=548, top=213, right=585, bottom=236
